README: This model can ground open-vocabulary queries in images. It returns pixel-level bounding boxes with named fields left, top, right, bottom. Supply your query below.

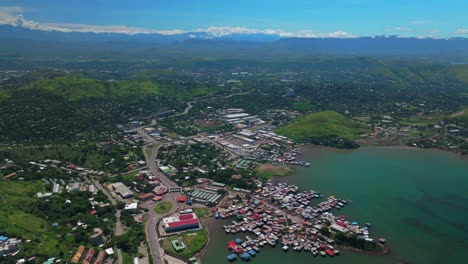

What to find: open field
left=193, top=207, right=211, bottom=218
left=162, top=229, right=208, bottom=259
left=0, top=181, right=62, bottom=257
left=256, top=164, right=294, bottom=178
left=276, top=111, right=369, bottom=142
left=450, top=107, right=468, bottom=121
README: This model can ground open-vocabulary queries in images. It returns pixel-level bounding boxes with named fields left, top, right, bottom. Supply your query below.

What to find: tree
left=116, top=201, right=126, bottom=210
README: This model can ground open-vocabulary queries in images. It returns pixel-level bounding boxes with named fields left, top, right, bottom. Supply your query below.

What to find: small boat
left=282, top=246, right=289, bottom=251
left=227, top=253, right=237, bottom=262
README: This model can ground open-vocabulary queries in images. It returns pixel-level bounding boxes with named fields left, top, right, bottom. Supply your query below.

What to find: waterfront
left=201, top=146, right=468, bottom=264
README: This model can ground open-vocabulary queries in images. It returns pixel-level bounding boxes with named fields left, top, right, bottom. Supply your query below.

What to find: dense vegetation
left=0, top=181, right=115, bottom=262
left=0, top=74, right=225, bottom=144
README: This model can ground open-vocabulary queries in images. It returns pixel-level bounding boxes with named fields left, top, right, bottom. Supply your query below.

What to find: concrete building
left=124, top=202, right=138, bottom=212
left=52, top=183, right=61, bottom=193
left=112, top=182, right=133, bottom=199
left=72, top=182, right=81, bottom=192
left=162, top=213, right=200, bottom=233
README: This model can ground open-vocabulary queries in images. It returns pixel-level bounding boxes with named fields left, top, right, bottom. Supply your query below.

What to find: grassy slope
left=0, top=181, right=61, bottom=256
left=20, top=76, right=158, bottom=101
left=11, top=76, right=221, bottom=102
left=450, top=107, right=468, bottom=122
left=276, top=111, right=368, bottom=142
left=0, top=144, right=119, bottom=169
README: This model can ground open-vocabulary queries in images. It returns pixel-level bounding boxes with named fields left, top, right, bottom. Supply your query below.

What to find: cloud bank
left=454, top=29, right=468, bottom=34
left=0, top=6, right=354, bottom=38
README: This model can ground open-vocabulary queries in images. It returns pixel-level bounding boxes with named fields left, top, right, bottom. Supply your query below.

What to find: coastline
left=196, top=216, right=216, bottom=259
left=296, top=143, right=468, bottom=161
left=335, top=245, right=391, bottom=257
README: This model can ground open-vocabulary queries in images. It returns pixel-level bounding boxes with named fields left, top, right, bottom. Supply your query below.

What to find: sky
left=0, top=0, right=467, bottom=38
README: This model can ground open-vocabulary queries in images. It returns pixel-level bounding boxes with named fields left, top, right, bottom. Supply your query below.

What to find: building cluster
left=217, top=180, right=383, bottom=261
left=186, top=187, right=223, bottom=205
left=221, top=108, right=266, bottom=128
left=0, top=235, right=20, bottom=257
left=71, top=246, right=108, bottom=264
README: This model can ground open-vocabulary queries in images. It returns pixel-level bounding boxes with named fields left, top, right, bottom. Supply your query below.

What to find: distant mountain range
left=1, top=25, right=468, bottom=60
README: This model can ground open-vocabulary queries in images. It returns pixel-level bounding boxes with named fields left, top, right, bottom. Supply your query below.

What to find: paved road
left=135, top=91, right=250, bottom=264
left=136, top=128, right=181, bottom=264
left=174, top=102, right=193, bottom=117
left=90, top=178, right=125, bottom=264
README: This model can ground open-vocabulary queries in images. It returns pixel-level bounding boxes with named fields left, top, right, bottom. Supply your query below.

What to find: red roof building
left=163, top=213, right=200, bottom=233
left=177, top=196, right=188, bottom=203
left=179, top=214, right=194, bottom=220
left=152, top=196, right=164, bottom=201
left=139, top=193, right=155, bottom=201
left=167, top=218, right=199, bottom=228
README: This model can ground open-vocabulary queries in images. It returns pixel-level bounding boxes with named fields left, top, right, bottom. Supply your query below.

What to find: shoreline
left=195, top=215, right=219, bottom=261
left=198, top=143, right=467, bottom=263
left=296, top=143, right=468, bottom=161
left=335, top=245, right=391, bottom=257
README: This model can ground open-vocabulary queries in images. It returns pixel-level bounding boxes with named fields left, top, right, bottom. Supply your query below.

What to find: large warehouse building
left=162, top=213, right=200, bottom=233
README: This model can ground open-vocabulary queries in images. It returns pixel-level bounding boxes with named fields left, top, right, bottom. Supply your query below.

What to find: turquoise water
left=201, top=146, right=468, bottom=264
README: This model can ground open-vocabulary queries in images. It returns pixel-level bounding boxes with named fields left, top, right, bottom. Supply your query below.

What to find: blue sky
left=0, top=0, right=467, bottom=37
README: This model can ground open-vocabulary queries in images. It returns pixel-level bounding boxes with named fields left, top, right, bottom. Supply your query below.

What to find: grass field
left=450, top=107, right=468, bottom=122
left=256, top=164, right=294, bottom=178
left=193, top=207, right=211, bottom=218
left=120, top=251, right=134, bottom=264
left=0, top=181, right=62, bottom=257
left=276, top=111, right=369, bottom=142
left=162, top=229, right=208, bottom=259
left=154, top=202, right=173, bottom=214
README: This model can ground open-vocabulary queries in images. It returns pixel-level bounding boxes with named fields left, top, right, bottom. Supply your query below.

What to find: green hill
left=15, top=76, right=221, bottom=101
left=20, top=76, right=158, bottom=101
left=276, top=111, right=369, bottom=147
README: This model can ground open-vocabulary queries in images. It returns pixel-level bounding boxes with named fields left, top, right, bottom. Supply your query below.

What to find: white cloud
left=0, top=6, right=354, bottom=38
left=387, top=27, right=412, bottom=32
left=454, top=29, right=468, bottom=34
left=198, top=26, right=354, bottom=38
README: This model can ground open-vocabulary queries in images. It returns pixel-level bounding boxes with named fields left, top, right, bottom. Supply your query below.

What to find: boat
left=227, top=253, right=237, bottom=262
left=240, top=252, right=251, bottom=261
left=282, top=246, right=289, bottom=251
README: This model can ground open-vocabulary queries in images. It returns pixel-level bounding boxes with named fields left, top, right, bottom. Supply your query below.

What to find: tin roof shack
left=0, top=237, right=21, bottom=256
left=93, top=251, right=106, bottom=264
left=112, top=182, right=133, bottom=199
left=71, top=245, right=85, bottom=263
